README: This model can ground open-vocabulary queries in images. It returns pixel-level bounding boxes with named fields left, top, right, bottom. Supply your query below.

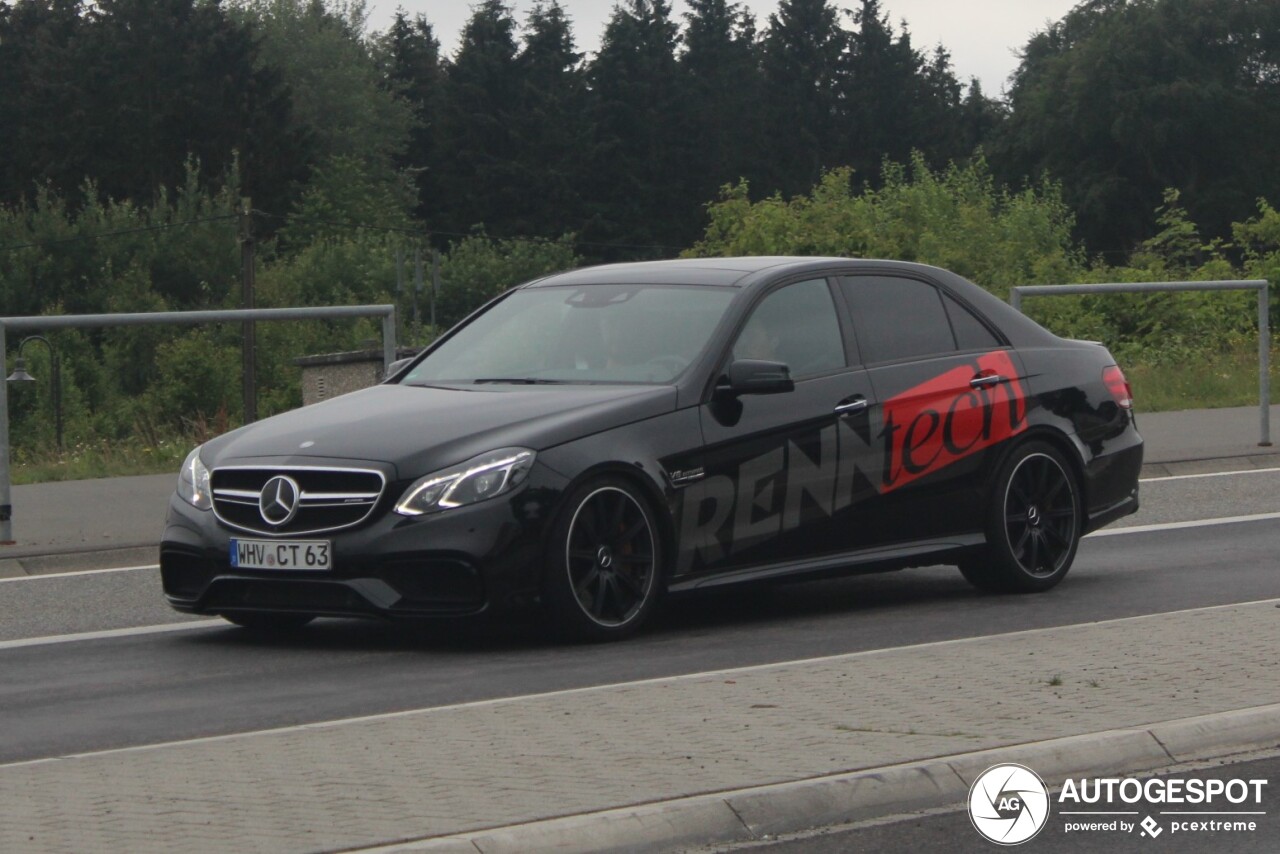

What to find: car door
left=836, top=274, right=1029, bottom=546
left=676, top=277, right=880, bottom=578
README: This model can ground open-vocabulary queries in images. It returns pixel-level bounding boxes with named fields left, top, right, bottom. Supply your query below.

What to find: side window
left=732, top=279, right=846, bottom=378
left=839, top=276, right=956, bottom=363
left=943, top=292, right=1001, bottom=350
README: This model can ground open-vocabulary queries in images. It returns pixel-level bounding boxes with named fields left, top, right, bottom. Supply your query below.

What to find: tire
left=959, top=441, right=1082, bottom=594
left=219, top=612, right=316, bottom=631
left=543, top=478, right=665, bottom=642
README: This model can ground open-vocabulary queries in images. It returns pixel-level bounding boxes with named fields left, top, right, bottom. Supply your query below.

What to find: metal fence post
left=1260, top=281, right=1272, bottom=447
left=0, top=321, right=10, bottom=544
left=382, top=307, right=397, bottom=376
left=240, top=199, right=257, bottom=423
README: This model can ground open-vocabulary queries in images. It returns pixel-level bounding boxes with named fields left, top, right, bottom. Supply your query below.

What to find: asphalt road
left=1, top=469, right=1278, bottom=767
left=718, top=752, right=1280, bottom=853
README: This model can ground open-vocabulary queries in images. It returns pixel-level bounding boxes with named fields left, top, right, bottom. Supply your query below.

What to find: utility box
left=293, top=347, right=422, bottom=405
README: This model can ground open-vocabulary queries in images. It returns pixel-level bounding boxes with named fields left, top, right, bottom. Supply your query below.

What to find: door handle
left=969, top=374, right=1007, bottom=389
left=834, top=397, right=869, bottom=416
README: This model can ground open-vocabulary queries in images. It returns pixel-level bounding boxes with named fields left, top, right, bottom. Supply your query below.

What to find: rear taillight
left=1103, top=365, right=1132, bottom=409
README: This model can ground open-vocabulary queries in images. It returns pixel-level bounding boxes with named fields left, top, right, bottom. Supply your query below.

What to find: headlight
left=395, top=448, right=535, bottom=516
left=177, top=447, right=212, bottom=510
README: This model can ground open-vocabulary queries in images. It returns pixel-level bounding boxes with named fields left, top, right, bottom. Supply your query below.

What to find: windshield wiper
left=472, top=377, right=568, bottom=385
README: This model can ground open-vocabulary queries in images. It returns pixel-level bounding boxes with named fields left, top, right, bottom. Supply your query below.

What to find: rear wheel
left=219, top=612, right=315, bottom=631
left=544, top=478, right=664, bottom=642
left=959, top=441, right=1081, bottom=593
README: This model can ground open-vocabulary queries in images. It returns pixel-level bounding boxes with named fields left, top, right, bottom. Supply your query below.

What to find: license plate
left=230, top=539, right=331, bottom=570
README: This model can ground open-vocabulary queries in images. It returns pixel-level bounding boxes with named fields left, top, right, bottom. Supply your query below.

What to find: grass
left=1127, top=347, right=1277, bottom=413
left=11, top=436, right=193, bottom=485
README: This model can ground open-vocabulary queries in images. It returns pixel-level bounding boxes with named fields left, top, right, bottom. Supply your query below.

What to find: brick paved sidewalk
left=2, top=600, right=1277, bottom=853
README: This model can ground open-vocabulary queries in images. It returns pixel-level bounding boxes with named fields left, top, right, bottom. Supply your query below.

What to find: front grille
left=211, top=466, right=386, bottom=536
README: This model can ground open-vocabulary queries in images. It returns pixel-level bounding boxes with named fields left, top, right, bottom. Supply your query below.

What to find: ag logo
left=969, top=763, right=1051, bottom=845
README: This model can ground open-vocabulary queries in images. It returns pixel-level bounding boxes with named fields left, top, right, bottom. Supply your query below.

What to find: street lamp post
left=6, top=335, right=63, bottom=451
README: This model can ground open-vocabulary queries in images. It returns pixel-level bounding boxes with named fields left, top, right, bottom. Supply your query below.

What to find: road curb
left=358, top=703, right=1280, bottom=854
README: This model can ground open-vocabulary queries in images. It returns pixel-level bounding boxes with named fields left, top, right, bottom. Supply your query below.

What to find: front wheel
left=543, top=478, right=664, bottom=642
left=959, top=441, right=1082, bottom=593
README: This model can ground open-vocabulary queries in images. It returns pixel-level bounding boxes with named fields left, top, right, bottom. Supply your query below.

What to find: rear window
left=839, top=276, right=956, bottom=363
left=943, top=293, right=1002, bottom=350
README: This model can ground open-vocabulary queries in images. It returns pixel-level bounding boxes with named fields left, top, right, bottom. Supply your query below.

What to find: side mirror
left=719, top=359, right=795, bottom=396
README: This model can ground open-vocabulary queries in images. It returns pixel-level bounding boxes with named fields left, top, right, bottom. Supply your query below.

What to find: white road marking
left=0, top=620, right=222, bottom=651
left=1141, top=466, right=1280, bottom=483
left=0, top=563, right=159, bottom=584
left=2, top=596, right=1277, bottom=770
left=1089, top=511, right=1280, bottom=537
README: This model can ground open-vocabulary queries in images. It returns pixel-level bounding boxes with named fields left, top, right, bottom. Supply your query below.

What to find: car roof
left=523, top=257, right=865, bottom=288
left=519, top=256, right=1058, bottom=348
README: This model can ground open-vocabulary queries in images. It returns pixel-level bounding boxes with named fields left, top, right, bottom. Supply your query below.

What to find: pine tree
left=435, top=0, right=523, bottom=234
left=585, top=0, right=685, bottom=252
left=680, top=0, right=763, bottom=223
left=760, top=0, right=845, bottom=196
left=511, top=2, right=588, bottom=236
left=382, top=11, right=443, bottom=222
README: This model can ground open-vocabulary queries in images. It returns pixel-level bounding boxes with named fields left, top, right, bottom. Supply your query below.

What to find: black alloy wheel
left=545, top=479, right=663, bottom=641
left=960, top=441, right=1082, bottom=593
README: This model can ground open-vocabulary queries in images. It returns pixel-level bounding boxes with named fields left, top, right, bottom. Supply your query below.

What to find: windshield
left=403, top=284, right=737, bottom=385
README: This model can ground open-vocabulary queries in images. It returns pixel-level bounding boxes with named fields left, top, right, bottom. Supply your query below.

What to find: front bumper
left=160, top=465, right=569, bottom=620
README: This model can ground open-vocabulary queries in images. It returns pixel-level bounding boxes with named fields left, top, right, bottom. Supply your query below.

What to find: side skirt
left=667, top=534, right=986, bottom=592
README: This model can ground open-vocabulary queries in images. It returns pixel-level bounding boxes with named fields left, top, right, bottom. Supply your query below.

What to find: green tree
left=679, top=0, right=764, bottom=219
left=0, top=0, right=300, bottom=214
left=760, top=0, right=845, bottom=196
left=233, top=0, right=413, bottom=201
left=436, top=233, right=579, bottom=327
left=379, top=10, right=443, bottom=223
left=688, top=153, right=1085, bottom=295
left=279, top=154, right=417, bottom=249
left=509, top=2, right=589, bottom=237
left=0, top=0, right=87, bottom=206
left=995, top=0, right=1280, bottom=253
left=585, top=0, right=686, bottom=252
left=433, top=0, right=523, bottom=234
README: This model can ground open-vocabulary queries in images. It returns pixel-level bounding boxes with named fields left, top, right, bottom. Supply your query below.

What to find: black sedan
left=161, top=257, right=1142, bottom=640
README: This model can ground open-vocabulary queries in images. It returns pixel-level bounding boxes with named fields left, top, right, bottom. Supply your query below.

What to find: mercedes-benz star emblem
left=259, top=475, right=301, bottom=526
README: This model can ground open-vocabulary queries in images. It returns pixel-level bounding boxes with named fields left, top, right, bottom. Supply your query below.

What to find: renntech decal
left=677, top=351, right=1028, bottom=572
left=881, top=351, right=1027, bottom=492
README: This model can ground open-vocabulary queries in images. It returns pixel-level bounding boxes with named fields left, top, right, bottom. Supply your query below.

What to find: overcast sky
left=364, top=1, right=1082, bottom=95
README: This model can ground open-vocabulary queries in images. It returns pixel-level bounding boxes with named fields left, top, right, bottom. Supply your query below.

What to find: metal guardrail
left=0, top=305, right=397, bottom=544
left=1009, top=280, right=1271, bottom=447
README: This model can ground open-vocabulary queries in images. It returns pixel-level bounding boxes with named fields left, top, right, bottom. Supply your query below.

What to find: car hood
left=203, top=383, right=679, bottom=477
